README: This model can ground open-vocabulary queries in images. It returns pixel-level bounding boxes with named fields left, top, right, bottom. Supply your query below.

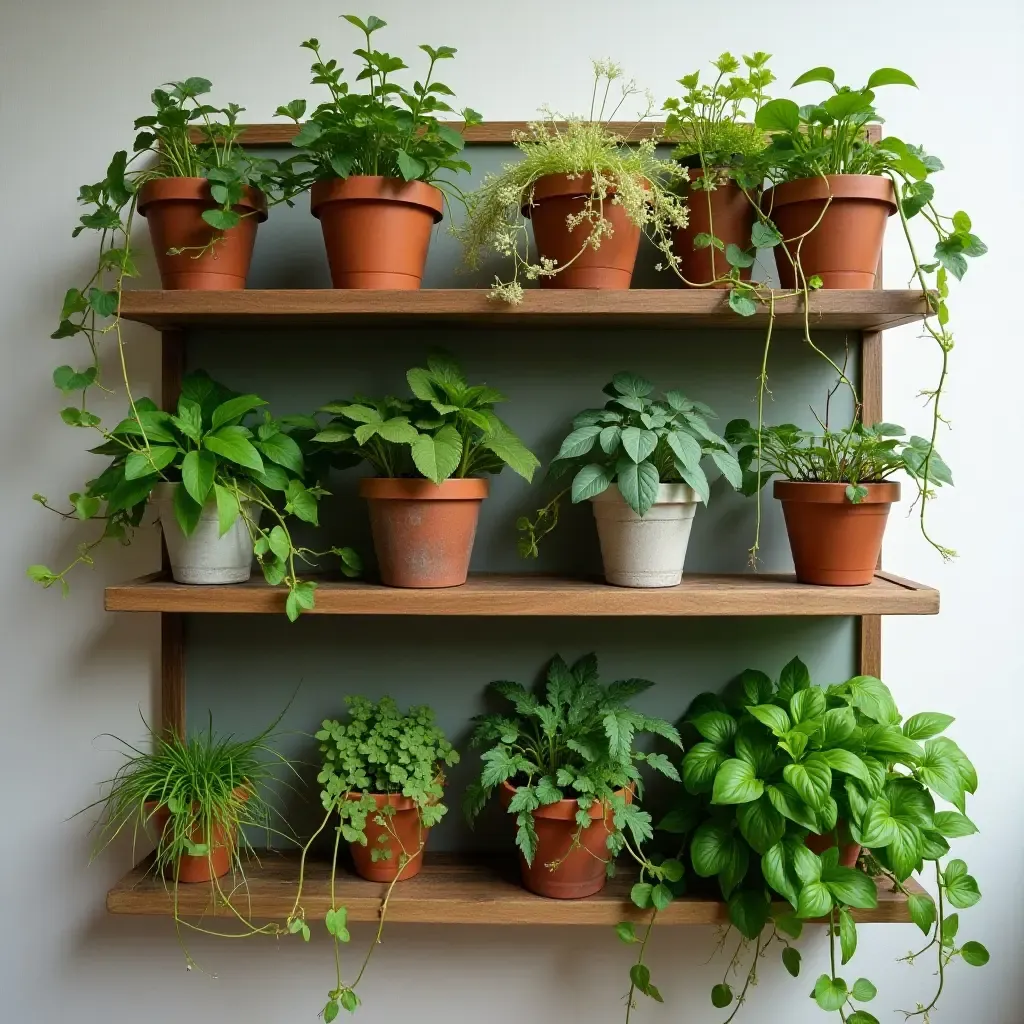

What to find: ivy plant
left=275, top=13, right=482, bottom=189
left=29, top=370, right=359, bottom=619
left=640, top=658, right=985, bottom=1022
left=310, top=351, right=539, bottom=485
left=518, top=372, right=741, bottom=557
left=287, top=697, right=458, bottom=1019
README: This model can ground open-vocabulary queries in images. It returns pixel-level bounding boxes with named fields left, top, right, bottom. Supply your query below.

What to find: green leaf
left=210, top=394, right=267, bottom=431
left=555, top=425, right=601, bottom=460
left=782, top=946, right=801, bottom=977
left=651, top=883, right=674, bottom=911
left=691, top=711, right=736, bottom=746
left=690, top=822, right=735, bottom=877
left=181, top=449, right=216, bottom=505
left=762, top=843, right=799, bottom=908
left=620, top=426, right=658, bottom=464
left=961, top=941, right=990, bottom=967
left=172, top=484, right=202, bottom=537
left=204, top=428, right=264, bottom=473
left=783, top=760, right=831, bottom=811
left=678, top=462, right=710, bottom=505
left=755, top=98, right=801, bottom=132
left=817, top=748, right=870, bottom=783
left=616, top=921, right=639, bottom=943
left=933, top=810, right=978, bottom=839
left=284, top=480, right=319, bottom=525
left=125, top=446, right=176, bottom=480
left=823, top=866, right=878, bottom=909
left=711, top=983, right=733, bottom=1008
left=728, top=288, right=758, bottom=317
left=201, top=208, right=241, bottom=231
left=255, top=432, right=304, bottom=474
left=839, top=909, right=858, bottom=964
left=797, top=881, right=832, bottom=919
left=813, top=974, right=848, bottom=1012
left=710, top=449, right=742, bottom=489
left=72, top=494, right=100, bottom=520
left=86, top=287, right=118, bottom=317
left=611, top=372, right=653, bottom=400
left=725, top=243, right=754, bottom=269
left=792, top=66, right=835, bottom=86
left=682, top=742, right=726, bottom=794
left=666, top=430, right=702, bottom=471
left=285, top=580, right=317, bottom=621
left=614, top=458, right=660, bottom=516
left=944, top=863, right=981, bottom=909
left=396, top=149, right=427, bottom=181
left=903, top=712, right=954, bottom=740
left=851, top=978, right=877, bottom=1002
left=866, top=67, right=917, bottom=89
left=728, top=889, right=770, bottom=940
left=847, top=1013, right=880, bottom=1024
left=630, top=882, right=653, bottom=909
left=323, top=1000, right=339, bottom=1024
left=214, top=483, right=241, bottom=537
left=737, top=797, right=785, bottom=854
left=747, top=703, right=790, bottom=735
left=712, top=759, right=764, bottom=805
left=907, top=892, right=936, bottom=934
left=52, top=365, right=98, bottom=393
left=751, top=221, right=782, bottom=249
left=571, top=463, right=613, bottom=503
left=410, top=424, right=462, bottom=483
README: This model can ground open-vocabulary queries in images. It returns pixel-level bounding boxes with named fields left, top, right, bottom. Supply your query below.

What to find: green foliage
left=457, top=61, right=688, bottom=303
left=30, top=370, right=357, bottom=616
left=311, top=350, right=538, bottom=484
left=275, top=14, right=481, bottom=186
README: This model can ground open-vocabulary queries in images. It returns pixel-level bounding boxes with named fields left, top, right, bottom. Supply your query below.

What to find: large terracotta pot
left=673, top=169, right=756, bottom=287
left=137, top=178, right=266, bottom=290
left=500, top=781, right=632, bottom=899
left=348, top=793, right=430, bottom=883
left=525, top=173, right=643, bottom=290
left=806, top=827, right=862, bottom=869
left=775, top=480, right=900, bottom=586
left=359, top=477, right=488, bottom=588
left=763, top=174, right=896, bottom=290
left=147, top=785, right=249, bottom=884
left=311, top=176, right=443, bottom=289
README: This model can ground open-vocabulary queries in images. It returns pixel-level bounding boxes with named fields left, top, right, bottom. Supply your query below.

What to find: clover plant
left=311, top=351, right=539, bottom=485
left=29, top=370, right=359, bottom=619
left=287, top=697, right=458, bottom=1020
left=518, top=372, right=740, bottom=557
left=275, top=14, right=481, bottom=188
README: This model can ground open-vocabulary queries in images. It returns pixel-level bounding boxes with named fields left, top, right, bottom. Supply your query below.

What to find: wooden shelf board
left=116, top=289, right=930, bottom=332
left=105, top=571, right=938, bottom=617
left=107, top=851, right=922, bottom=926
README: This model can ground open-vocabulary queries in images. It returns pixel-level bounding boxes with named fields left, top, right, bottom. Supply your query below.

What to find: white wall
left=2, top=0, right=1021, bottom=1020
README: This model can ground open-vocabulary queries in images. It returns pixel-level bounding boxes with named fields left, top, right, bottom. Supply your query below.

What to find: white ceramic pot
left=590, top=483, right=700, bottom=588
left=152, top=482, right=261, bottom=585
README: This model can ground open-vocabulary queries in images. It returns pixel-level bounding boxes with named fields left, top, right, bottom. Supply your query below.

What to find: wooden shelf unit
left=106, top=571, right=939, bottom=617
left=107, top=851, right=922, bottom=926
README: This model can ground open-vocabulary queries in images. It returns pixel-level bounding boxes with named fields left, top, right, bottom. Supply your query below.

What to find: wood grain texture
left=107, top=850, right=922, bottom=925
left=105, top=572, right=939, bottom=617
left=117, top=289, right=930, bottom=331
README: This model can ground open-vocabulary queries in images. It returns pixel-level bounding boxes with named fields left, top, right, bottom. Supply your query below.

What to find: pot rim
left=763, top=173, right=896, bottom=213
left=590, top=482, right=700, bottom=506
left=310, top=175, right=444, bottom=222
left=500, top=779, right=633, bottom=821
left=358, top=477, right=490, bottom=501
left=774, top=480, right=901, bottom=504
left=524, top=171, right=649, bottom=215
left=137, top=177, right=268, bottom=220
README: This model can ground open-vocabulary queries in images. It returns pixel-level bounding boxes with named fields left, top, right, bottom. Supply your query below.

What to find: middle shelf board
left=117, top=288, right=930, bottom=332
left=105, top=571, right=938, bottom=617
left=107, top=851, right=922, bottom=926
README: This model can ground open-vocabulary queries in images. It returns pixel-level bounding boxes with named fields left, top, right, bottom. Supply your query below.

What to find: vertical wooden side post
left=160, top=330, right=186, bottom=738
left=858, top=328, right=883, bottom=678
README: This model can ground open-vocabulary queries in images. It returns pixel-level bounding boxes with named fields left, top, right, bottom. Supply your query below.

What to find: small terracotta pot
left=525, top=173, right=643, bottom=290
left=359, top=477, right=488, bottom=588
left=137, top=178, right=266, bottom=290
left=763, top=175, right=896, bottom=289
left=348, top=793, right=430, bottom=883
left=500, top=781, right=632, bottom=899
left=806, top=827, right=862, bottom=869
left=673, top=169, right=756, bottom=287
left=775, top=481, right=900, bottom=586
left=311, top=176, right=443, bottom=289
left=146, top=785, right=249, bottom=884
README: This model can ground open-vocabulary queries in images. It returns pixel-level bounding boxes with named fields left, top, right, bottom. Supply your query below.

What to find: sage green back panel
left=184, top=144, right=860, bottom=851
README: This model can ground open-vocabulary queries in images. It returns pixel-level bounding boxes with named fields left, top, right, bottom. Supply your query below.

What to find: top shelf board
left=117, top=289, right=930, bottom=332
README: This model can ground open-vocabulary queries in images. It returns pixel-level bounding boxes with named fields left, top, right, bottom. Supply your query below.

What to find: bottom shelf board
left=107, top=852, right=922, bottom=926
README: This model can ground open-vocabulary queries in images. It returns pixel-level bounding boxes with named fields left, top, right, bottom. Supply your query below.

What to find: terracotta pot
left=806, top=827, right=862, bottom=869
left=146, top=785, right=249, bottom=884
left=673, top=169, right=756, bottom=287
left=525, top=173, right=643, bottom=290
left=348, top=793, right=430, bottom=883
left=775, top=481, right=900, bottom=586
left=137, top=178, right=266, bottom=290
left=763, top=175, right=896, bottom=289
left=311, top=176, right=443, bottom=289
left=359, top=477, right=488, bottom=588
left=500, top=781, right=632, bottom=899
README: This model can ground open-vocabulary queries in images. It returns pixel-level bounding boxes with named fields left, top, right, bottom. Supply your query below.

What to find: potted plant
left=662, top=52, right=774, bottom=286
left=275, top=14, right=481, bottom=289
left=287, top=697, right=458, bottom=1018
left=311, top=351, right=538, bottom=587
left=518, top=372, right=741, bottom=587
left=726, top=416, right=952, bottom=585
left=641, top=658, right=986, bottom=1021
left=29, top=370, right=359, bottom=618
left=464, top=653, right=681, bottom=900
left=457, top=61, right=689, bottom=302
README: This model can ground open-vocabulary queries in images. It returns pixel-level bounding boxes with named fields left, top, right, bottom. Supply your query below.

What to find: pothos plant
left=287, top=697, right=458, bottom=1019
left=29, top=370, right=359, bottom=619
left=457, top=60, right=688, bottom=303
left=518, top=372, right=741, bottom=557
left=684, top=65, right=983, bottom=564
left=310, top=350, right=539, bottom=484
left=274, top=13, right=482, bottom=191
left=634, top=658, right=985, bottom=1023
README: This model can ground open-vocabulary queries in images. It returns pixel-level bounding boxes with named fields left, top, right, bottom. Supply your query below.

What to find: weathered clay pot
left=348, top=793, right=430, bottom=882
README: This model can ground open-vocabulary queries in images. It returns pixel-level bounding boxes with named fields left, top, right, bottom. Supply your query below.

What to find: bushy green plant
left=518, top=372, right=740, bottom=557
left=289, top=697, right=458, bottom=1019
left=29, top=370, right=359, bottom=618
left=310, top=350, right=539, bottom=484
left=275, top=13, right=481, bottom=189
left=457, top=61, right=688, bottom=303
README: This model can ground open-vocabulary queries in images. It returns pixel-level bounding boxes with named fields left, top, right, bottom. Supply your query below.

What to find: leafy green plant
left=457, top=60, right=688, bottom=303
left=287, top=697, right=458, bottom=1019
left=29, top=370, right=359, bottom=618
left=726, top=416, right=952, bottom=506
left=274, top=13, right=481, bottom=191
left=518, top=372, right=740, bottom=557
left=82, top=713, right=296, bottom=967
left=648, top=658, right=984, bottom=1021
left=310, top=350, right=539, bottom=484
